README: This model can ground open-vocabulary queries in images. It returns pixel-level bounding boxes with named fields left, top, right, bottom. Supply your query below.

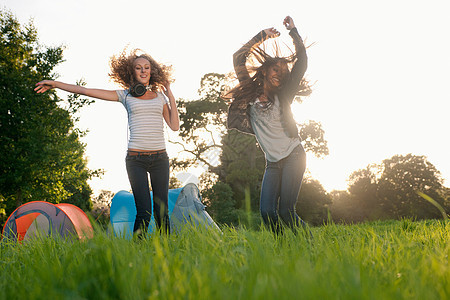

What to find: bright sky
left=3, top=0, right=450, bottom=195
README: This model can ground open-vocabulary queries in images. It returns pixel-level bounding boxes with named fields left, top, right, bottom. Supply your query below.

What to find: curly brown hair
left=108, top=48, right=173, bottom=92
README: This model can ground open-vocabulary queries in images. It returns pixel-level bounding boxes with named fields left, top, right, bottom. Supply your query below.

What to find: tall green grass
left=0, top=220, right=448, bottom=299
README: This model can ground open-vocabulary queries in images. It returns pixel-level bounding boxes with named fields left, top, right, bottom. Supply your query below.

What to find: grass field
left=0, top=219, right=448, bottom=299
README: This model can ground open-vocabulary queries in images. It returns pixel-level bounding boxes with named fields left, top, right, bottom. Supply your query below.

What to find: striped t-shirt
left=116, top=90, right=168, bottom=150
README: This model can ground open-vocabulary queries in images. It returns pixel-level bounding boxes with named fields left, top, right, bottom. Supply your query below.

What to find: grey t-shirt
left=250, top=95, right=301, bottom=162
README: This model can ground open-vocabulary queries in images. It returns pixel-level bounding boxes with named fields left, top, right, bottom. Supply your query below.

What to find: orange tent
left=2, top=201, right=93, bottom=241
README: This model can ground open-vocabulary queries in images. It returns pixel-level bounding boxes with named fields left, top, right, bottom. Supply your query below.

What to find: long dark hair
left=224, top=40, right=311, bottom=104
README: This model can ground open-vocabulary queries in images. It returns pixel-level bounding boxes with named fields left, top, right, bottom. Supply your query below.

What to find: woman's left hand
left=162, top=81, right=174, bottom=99
left=162, top=82, right=170, bottom=96
left=283, top=16, right=295, bottom=30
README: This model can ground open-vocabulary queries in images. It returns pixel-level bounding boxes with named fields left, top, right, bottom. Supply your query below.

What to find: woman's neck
left=259, top=94, right=269, bottom=102
left=260, top=91, right=275, bottom=102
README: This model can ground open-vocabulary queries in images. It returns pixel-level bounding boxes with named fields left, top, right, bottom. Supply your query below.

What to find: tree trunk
left=15, top=189, right=22, bottom=208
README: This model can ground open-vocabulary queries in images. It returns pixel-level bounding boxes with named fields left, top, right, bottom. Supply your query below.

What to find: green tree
left=336, top=154, right=449, bottom=222
left=377, top=154, right=447, bottom=219
left=91, top=190, right=115, bottom=229
left=0, top=9, right=99, bottom=222
left=328, top=190, right=354, bottom=223
left=169, top=176, right=183, bottom=189
left=202, top=181, right=238, bottom=225
left=346, top=164, right=384, bottom=221
left=219, top=130, right=265, bottom=211
left=171, top=73, right=228, bottom=171
left=296, top=177, right=332, bottom=226
left=0, top=194, right=6, bottom=228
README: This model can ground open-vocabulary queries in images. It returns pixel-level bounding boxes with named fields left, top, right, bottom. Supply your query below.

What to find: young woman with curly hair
left=35, top=49, right=179, bottom=235
left=225, top=16, right=310, bottom=234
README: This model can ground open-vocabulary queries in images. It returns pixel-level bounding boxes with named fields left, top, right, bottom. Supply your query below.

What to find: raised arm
left=282, top=16, right=308, bottom=100
left=34, top=80, right=119, bottom=102
left=162, top=82, right=180, bottom=131
left=233, top=28, right=280, bottom=83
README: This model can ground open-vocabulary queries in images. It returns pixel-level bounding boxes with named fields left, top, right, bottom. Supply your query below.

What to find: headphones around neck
left=129, top=83, right=152, bottom=97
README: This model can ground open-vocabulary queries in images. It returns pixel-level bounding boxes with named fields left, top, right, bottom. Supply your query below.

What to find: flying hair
left=223, top=38, right=312, bottom=104
left=108, top=48, right=173, bottom=92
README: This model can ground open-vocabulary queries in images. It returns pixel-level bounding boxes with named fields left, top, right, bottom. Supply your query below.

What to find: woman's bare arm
left=35, top=80, right=119, bottom=102
left=162, top=82, right=180, bottom=131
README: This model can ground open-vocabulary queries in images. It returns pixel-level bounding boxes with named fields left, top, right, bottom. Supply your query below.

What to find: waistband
left=127, top=149, right=166, bottom=156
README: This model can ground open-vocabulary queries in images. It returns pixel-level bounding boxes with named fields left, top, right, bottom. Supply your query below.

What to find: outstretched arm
left=35, top=80, right=119, bottom=102
left=162, top=82, right=180, bottom=131
left=233, top=28, right=280, bottom=83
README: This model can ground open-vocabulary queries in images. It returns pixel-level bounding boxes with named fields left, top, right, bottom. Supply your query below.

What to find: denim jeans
left=260, top=145, right=307, bottom=233
left=125, top=152, right=170, bottom=234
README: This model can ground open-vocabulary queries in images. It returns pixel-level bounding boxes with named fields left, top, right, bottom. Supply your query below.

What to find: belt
left=127, top=150, right=166, bottom=156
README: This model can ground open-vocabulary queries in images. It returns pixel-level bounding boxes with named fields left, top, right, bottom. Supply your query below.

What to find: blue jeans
left=260, top=145, right=307, bottom=233
left=125, top=151, right=170, bottom=234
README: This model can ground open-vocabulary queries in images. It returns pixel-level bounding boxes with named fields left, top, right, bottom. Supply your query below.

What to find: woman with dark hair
left=35, top=49, right=179, bottom=235
left=226, top=16, right=309, bottom=234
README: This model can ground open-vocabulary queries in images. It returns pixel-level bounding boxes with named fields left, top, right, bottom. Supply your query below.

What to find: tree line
left=1, top=9, right=448, bottom=229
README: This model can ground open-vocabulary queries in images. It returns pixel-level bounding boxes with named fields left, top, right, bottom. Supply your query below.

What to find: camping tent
left=110, top=183, right=220, bottom=237
left=2, top=201, right=94, bottom=242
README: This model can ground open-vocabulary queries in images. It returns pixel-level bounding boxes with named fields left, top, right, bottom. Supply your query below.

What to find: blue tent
left=110, top=183, right=220, bottom=238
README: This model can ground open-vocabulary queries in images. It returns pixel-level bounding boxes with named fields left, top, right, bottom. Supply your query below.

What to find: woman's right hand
left=34, top=80, right=56, bottom=94
left=263, top=27, right=280, bottom=38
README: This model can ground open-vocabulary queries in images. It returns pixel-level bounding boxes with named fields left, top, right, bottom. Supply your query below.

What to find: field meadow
left=0, top=219, right=448, bottom=300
